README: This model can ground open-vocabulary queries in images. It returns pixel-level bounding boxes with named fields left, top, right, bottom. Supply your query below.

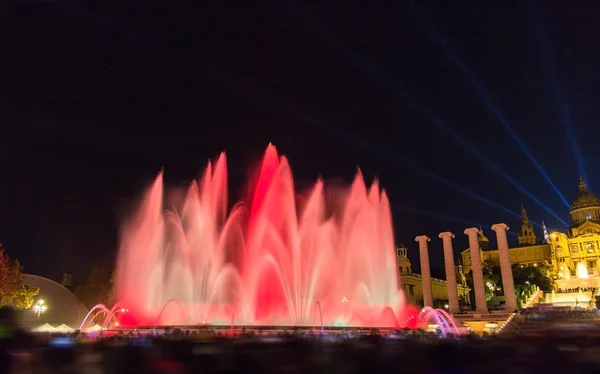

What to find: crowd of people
left=523, top=305, right=599, bottom=321
left=1, top=306, right=600, bottom=373
left=555, top=286, right=596, bottom=293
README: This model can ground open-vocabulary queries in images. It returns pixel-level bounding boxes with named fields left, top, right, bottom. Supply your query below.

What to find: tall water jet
left=115, top=144, right=406, bottom=327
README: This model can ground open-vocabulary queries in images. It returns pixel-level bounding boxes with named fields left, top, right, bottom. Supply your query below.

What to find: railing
left=524, top=290, right=543, bottom=308
left=497, top=314, right=523, bottom=334
left=497, top=289, right=543, bottom=334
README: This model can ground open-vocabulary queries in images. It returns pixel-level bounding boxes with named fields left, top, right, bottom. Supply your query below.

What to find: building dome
left=570, top=177, right=600, bottom=226
left=19, top=274, right=88, bottom=330
left=571, top=178, right=600, bottom=210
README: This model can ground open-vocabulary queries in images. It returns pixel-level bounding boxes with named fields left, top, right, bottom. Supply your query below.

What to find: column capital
left=491, top=223, right=510, bottom=232
left=415, top=235, right=431, bottom=243
left=438, top=231, right=455, bottom=239
left=464, top=227, right=479, bottom=236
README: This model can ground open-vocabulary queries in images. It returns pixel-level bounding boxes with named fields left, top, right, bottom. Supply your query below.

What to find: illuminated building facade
left=396, top=245, right=470, bottom=307
left=460, top=221, right=552, bottom=274
left=459, top=177, right=600, bottom=299
left=549, top=177, right=600, bottom=288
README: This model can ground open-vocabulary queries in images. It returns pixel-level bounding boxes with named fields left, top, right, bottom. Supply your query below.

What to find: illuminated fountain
left=418, top=307, right=465, bottom=337
left=110, top=144, right=410, bottom=328
left=79, top=304, right=110, bottom=330
left=576, top=262, right=590, bottom=279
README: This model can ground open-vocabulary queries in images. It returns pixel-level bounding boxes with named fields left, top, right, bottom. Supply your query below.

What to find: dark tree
left=486, top=261, right=552, bottom=293
left=464, top=260, right=551, bottom=310
left=74, top=261, right=115, bottom=310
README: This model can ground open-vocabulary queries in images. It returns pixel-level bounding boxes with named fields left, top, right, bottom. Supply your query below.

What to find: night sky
left=2, top=0, right=599, bottom=283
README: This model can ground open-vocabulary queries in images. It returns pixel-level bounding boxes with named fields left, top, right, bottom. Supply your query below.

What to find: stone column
left=492, top=223, right=517, bottom=312
left=465, top=228, right=488, bottom=313
left=415, top=235, right=433, bottom=308
left=439, top=232, right=460, bottom=314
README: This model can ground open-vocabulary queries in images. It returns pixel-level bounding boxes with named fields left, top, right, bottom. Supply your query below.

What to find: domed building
left=569, top=176, right=600, bottom=227
left=455, top=177, right=600, bottom=308
left=549, top=177, right=600, bottom=284
left=19, top=274, right=88, bottom=330
left=542, top=177, right=600, bottom=307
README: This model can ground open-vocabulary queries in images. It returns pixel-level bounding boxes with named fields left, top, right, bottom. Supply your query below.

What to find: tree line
left=464, top=259, right=552, bottom=309
left=73, top=261, right=115, bottom=310
left=0, top=244, right=39, bottom=309
left=0, top=242, right=116, bottom=313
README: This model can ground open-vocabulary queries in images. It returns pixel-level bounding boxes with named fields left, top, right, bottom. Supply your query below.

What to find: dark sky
left=2, top=0, right=599, bottom=283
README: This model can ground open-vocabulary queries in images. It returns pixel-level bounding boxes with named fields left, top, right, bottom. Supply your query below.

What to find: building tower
left=396, top=245, right=412, bottom=274
left=518, top=205, right=537, bottom=245
left=61, top=272, right=73, bottom=290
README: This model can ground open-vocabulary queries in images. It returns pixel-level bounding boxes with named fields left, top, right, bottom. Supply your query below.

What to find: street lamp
left=32, top=300, right=47, bottom=319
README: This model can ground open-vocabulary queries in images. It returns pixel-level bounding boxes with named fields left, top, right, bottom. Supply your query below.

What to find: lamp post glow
left=32, top=300, right=47, bottom=319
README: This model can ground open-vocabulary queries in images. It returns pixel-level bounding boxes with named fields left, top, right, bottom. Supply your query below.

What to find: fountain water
left=153, top=299, right=186, bottom=332
left=315, top=301, right=324, bottom=333
left=101, top=301, right=128, bottom=330
left=112, top=144, right=410, bottom=327
left=230, top=298, right=241, bottom=335
left=576, top=262, right=590, bottom=279
left=418, top=307, right=461, bottom=337
left=78, top=304, right=110, bottom=331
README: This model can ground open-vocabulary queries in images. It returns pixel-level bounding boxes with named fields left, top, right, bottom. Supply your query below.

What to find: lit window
left=587, top=242, right=595, bottom=253
left=586, top=212, right=592, bottom=220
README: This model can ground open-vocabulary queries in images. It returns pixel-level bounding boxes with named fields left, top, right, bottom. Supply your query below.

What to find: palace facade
left=396, top=245, right=470, bottom=307
left=458, top=177, right=600, bottom=306
left=459, top=208, right=552, bottom=274
left=550, top=177, right=600, bottom=289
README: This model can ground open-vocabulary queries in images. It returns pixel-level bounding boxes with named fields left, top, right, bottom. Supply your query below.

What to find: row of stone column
left=415, top=224, right=517, bottom=313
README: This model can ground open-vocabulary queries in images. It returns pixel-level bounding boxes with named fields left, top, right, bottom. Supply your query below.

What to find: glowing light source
left=32, top=300, right=47, bottom=319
